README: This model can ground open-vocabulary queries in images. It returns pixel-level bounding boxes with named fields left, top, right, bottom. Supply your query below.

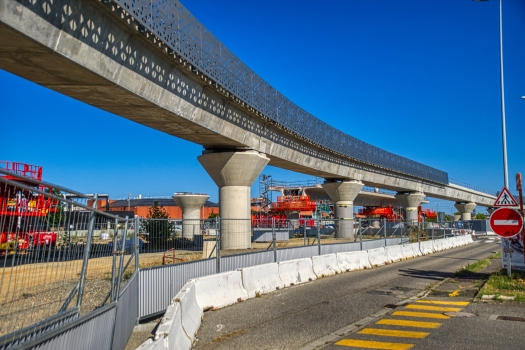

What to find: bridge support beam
left=198, top=150, right=269, bottom=249
left=395, top=192, right=426, bottom=222
left=487, top=208, right=496, bottom=215
left=322, top=180, right=364, bottom=239
left=455, top=202, right=476, bottom=221
left=172, top=194, right=209, bottom=239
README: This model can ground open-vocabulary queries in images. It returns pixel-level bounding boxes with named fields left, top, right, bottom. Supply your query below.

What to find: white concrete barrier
left=154, top=302, right=192, bottom=350
left=173, top=281, right=202, bottom=343
left=239, top=263, right=285, bottom=298
left=337, top=251, right=371, bottom=271
left=447, top=237, right=457, bottom=248
left=193, top=271, right=249, bottom=310
left=411, top=242, right=422, bottom=257
left=432, top=239, right=443, bottom=252
left=137, top=338, right=165, bottom=350
left=420, top=241, right=433, bottom=255
left=401, top=244, right=414, bottom=259
left=278, top=258, right=317, bottom=287
left=368, top=247, right=388, bottom=267
left=467, top=234, right=474, bottom=243
left=385, top=245, right=404, bottom=262
left=311, top=254, right=342, bottom=278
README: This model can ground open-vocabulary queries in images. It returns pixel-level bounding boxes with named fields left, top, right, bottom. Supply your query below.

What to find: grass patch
left=488, top=252, right=502, bottom=260
left=454, top=258, right=492, bottom=277
left=478, top=269, right=525, bottom=302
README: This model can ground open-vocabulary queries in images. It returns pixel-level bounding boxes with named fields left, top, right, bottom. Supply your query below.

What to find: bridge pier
left=395, top=192, right=426, bottom=222
left=172, top=194, right=209, bottom=239
left=487, top=208, right=496, bottom=215
left=322, top=180, right=364, bottom=239
left=198, top=150, right=269, bottom=249
left=454, top=202, right=476, bottom=221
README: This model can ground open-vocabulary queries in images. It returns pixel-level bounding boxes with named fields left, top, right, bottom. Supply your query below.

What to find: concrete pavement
left=192, top=238, right=501, bottom=350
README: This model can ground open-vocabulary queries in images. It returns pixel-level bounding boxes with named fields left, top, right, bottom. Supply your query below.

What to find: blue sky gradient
left=1, top=0, right=524, bottom=214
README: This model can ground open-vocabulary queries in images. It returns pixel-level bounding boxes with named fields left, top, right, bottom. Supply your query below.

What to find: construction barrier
left=154, top=302, right=192, bottom=350
left=173, top=281, right=202, bottom=343
left=410, top=243, right=422, bottom=257
left=367, top=247, right=388, bottom=267
left=401, top=244, right=415, bottom=259
left=432, top=239, right=444, bottom=252
left=193, top=271, right=249, bottom=310
left=385, top=245, right=404, bottom=262
left=239, top=263, right=285, bottom=298
left=137, top=338, right=165, bottom=350
left=420, top=241, right=433, bottom=255
left=336, top=251, right=371, bottom=271
left=311, top=254, right=342, bottom=278
left=278, top=258, right=317, bottom=287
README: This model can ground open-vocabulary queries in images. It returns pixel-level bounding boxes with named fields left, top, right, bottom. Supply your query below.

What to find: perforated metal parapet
left=113, top=0, right=448, bottom=184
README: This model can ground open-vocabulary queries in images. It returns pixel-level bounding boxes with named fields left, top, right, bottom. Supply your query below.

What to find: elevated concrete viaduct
left=0, top=0, right=496, bottom=246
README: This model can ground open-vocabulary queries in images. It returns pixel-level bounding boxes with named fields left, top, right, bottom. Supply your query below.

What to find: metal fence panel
left=25, top=304, right=116, bottom=350
left=362, top=239, right=387, bottom=250
left=220, top=251, right=274, bottom=272
left=139, top=258, right=216, bottom=318
left=111, top=272, right=139, bottom=350
left=320, top=241, right=361, bottom=254
left=276, top=245, right=318, bottom=262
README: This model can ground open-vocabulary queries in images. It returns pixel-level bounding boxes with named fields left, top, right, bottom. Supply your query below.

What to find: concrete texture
left=395, top=192, right=426, bottom=221
left=198, top=151, right=269, bottom=249
left=172, top=194, right=209, bottom=238
left=455, top=202, right=477, bottom=221
left=0, top=0, right=497, bottom=207
left=322, top=180, right=364, bottom=238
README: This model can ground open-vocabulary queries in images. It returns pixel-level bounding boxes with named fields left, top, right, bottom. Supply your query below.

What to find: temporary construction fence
left=0, top=168, right=474, bottom=349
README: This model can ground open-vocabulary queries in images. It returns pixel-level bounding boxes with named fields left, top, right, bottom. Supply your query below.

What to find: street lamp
left=473, top=0, right=508, bottom=189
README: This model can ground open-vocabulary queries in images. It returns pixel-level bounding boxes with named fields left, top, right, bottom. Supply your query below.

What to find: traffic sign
left=494, top=187, right=518, bottom=207
left=490, top=208, right=523, bottom=238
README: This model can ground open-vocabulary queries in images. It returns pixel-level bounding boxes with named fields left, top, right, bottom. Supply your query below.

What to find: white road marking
left=494, top=220, right=519, bottom=225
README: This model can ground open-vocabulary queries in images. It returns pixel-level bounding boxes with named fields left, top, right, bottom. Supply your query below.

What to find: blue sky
left=1, top=0, right=524, bottom=214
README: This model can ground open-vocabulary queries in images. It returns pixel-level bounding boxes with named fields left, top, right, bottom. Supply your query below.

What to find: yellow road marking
left=405, top=305, right=461, bottom=312
left=377, top=319, right=442, bottom=328
left=335, top=339, right=414, bottom=349
left=449, top=290, right=460, bottom=297
left=392, top=311, right=450, bottom=319
left=417, top=300, right=469, bottom=306
left=358, top=328, right=429, bottom=338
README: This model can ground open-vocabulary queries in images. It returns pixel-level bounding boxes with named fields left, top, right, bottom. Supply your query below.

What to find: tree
left=454, top=211, right=461, bottom=216
left=144, top=200, right=174, bottom=247
left=45, top=188, right=66, bottom=229
left=475, top=213, right=486, bottom=220
left=208, top=211, right=219, bottom=219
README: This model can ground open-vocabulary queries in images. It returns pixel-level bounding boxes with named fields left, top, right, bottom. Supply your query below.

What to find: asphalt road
left=193, top=238, right=502, bottom=350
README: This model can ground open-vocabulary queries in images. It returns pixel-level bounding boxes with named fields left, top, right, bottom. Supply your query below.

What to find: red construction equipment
left=162, top=248, right=184, bottom=265
left=0, top=161, right=59, bottom=255
left=271, top=195, right=316, bottom=212
left=358, top=205, right=402, bottom=220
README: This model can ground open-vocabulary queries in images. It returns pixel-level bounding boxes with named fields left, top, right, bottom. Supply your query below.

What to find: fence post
left=359, top=218, right=362, bottom=251
left=115, top=217, right=128, bottom=299
left=135, top=215, right=140, bottom=326
left=272, top=217, right=277, bottom=262
left=317, top=217, right=321, bottom=256
left=384, top=218, right=387, bottom=247
left=110, top=217, right=119, bottom=302
left=76, top=194, right=98, bottom=311
left=216, top=217, right=220, bottom=274
left=417, top=219, right=420, bottom=244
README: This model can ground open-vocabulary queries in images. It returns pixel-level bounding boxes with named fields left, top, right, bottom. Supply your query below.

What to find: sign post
left=517, top=174, right=524, bottom=265
left=491, top=187, right=521, bottom=277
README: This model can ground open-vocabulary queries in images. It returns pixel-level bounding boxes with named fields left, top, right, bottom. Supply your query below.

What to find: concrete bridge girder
left=0, top=0, right=496, bottom=208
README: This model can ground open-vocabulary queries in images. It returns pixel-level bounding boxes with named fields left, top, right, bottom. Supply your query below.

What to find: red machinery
left=0, top=161, right=58, bottom=255
left=358, top=205, right=402, bottom=220
left=271, top=195, right=316, bottom=212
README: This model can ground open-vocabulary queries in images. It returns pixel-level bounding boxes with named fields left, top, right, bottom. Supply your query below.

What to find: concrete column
left=172, top=193, right=209, bottom=239
left=395, top=192, right=426, bottom=222
left=455, top=202, right=476, bottom=221
left=198, top=150, right=270, bottom=249
left=487, top=208, right=496, bottom=215
left=284, top=211, right=301, bottom=229
left=453, top=215, right=461, bottom=222
left=322, top=180, right=364, bottom=239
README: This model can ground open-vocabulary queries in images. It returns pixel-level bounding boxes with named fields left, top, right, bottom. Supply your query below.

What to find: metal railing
left=449, top=178, right=497, bottom=196
left=107, top=0, right=448, bottom=184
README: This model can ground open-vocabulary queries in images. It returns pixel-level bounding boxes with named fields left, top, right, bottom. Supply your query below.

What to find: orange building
left=95, top=198, right=219, bottom=219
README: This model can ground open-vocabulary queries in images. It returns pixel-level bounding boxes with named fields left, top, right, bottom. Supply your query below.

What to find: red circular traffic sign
left=490, top=208, right=523, bottom=238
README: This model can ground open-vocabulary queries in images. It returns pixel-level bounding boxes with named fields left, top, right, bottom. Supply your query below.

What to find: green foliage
left=475, top=213, right=486, bottom=220
left=208, top=211, right=219, bottom=219
left=145, top=200, right=173, bottom=245
left=454, top=211, right=460, bottom=216
left=45, top=188, right=66, bottom=229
